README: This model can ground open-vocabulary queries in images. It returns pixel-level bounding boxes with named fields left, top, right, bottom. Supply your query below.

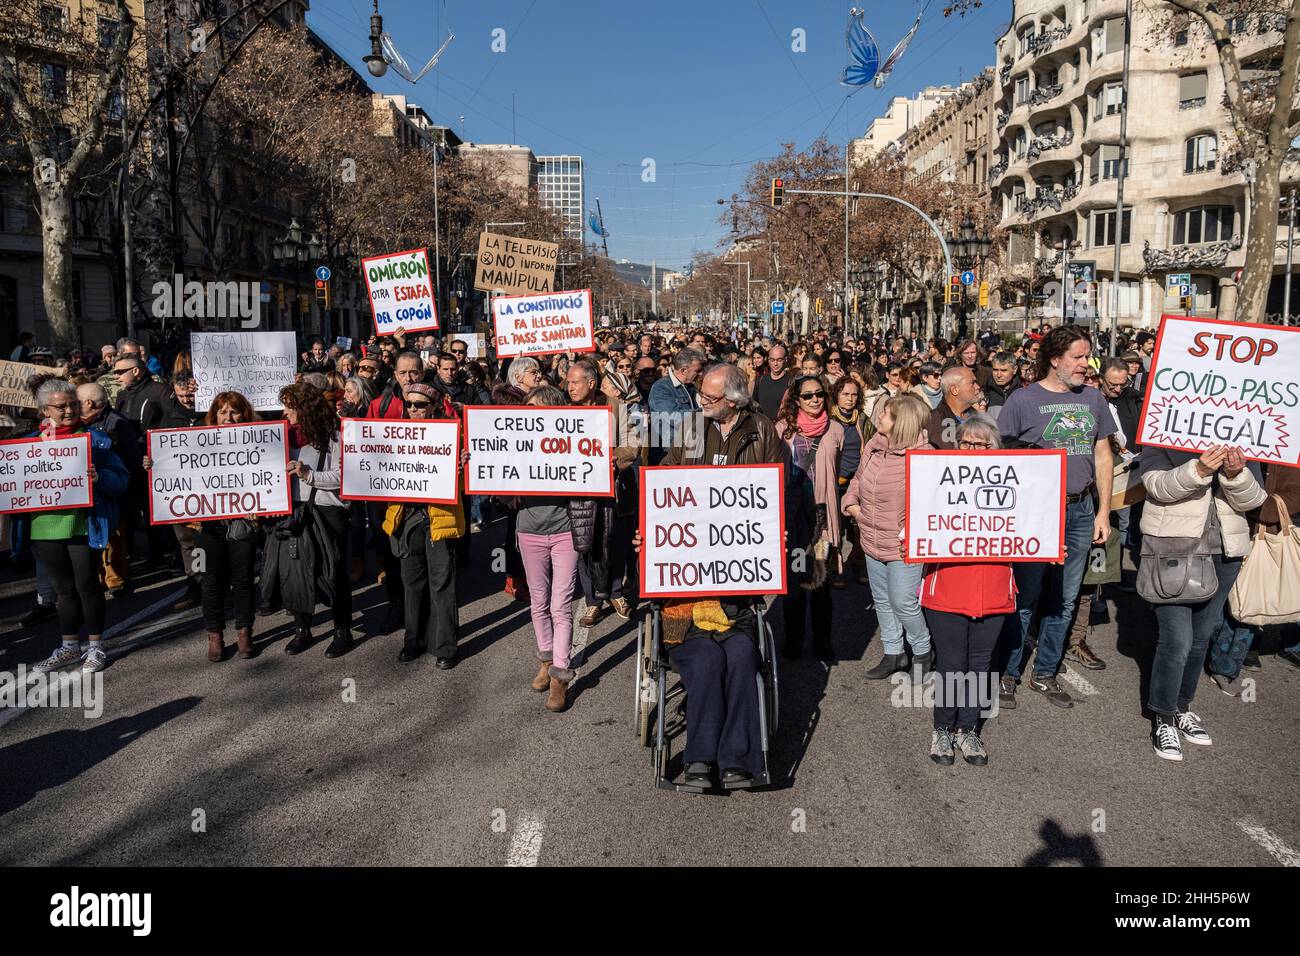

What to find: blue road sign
left=315, top=265, right=331, bottom=282
left=771, top=300, right=786, bottom=314
left=960, top=270, right=975, bottom=286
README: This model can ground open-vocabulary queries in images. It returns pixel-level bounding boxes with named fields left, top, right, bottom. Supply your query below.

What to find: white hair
left=508, top=356, right=540, bottom=388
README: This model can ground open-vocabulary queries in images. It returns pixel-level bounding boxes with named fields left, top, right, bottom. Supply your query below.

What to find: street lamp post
left=727, top=260, right=751, bottom=327
left=945, top=214, right=993, bottom=341
left=1054, top=236, right=1082, bottom=328
left=272, top=218, right=323, bottom=334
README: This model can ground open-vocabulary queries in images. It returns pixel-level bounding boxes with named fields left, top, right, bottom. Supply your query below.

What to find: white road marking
left=506, top=811, right=546, bottom=867
left=1237, top=820, right=1300, bottom=866
left=1058, top=665, right=1098, bottom=697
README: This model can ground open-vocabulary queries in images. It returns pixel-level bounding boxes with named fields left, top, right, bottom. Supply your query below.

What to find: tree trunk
left=39, top=183, right=78, bottom=355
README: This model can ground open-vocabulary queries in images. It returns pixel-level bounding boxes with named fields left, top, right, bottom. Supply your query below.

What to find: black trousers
left=924, top=607, right=1004, bottom=731
left=400, top=537, right=459, bottom=658
left=33, top=537, right=105, bottom=636
left=668, top=633, right=764, bottom=774
left=292, top=513, right=353, bottom=633
left=368, top=500, right=403, bottom=607
left=192, top=527, right=257, bottom=632
left=783, top=581, right=832, bottom=648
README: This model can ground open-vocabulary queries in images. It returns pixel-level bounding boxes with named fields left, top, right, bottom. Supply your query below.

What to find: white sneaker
left=31, top=644, right=85, bottom=673
left=1153, top=718, right=1183, bottom=761
left=81, top=646, right=109, bottom=673
left=1176, top=710, right=1211, bottom=745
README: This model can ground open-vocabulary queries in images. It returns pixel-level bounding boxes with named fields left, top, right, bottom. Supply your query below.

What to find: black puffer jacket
left=114, top=377, right=172, bottom=450
left=567, top=495, right=615, bottom=597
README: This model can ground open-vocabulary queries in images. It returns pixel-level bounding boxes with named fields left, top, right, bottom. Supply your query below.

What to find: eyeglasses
left=699, top=392, right=725, bottom=406
left=406, top=400, right=433, bottom=410
left=616, top=363, right=632, bottom=370
left=358, top=365, right=379, bottom=374
left=450, top=348, right=467, bottom=355
left=45, top=402, right=76, bottom=413
left=111, top=366, right=133, bottom=375
left=958, top=440, right=993, bottom=449
left=827, top=358, right=842, bottom=365
left=798, top=391, right=826, bottom=400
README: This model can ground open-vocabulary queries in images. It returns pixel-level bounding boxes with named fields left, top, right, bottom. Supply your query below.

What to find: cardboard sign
left=191, top=331, right=297, bottom=412
left=463, top=405, right=613, bottom=496
left=147, top=422, right=291, bottom=525
left=0, top=360, right=48, bottom=408
left=461, top=333, right=486, bottom=360
left=904, top=449, right=1066, bottom=563
left=361, top=247, right=439, bottom=336
left=1137, top=315, right=1300, bottom=464
left=473, top=231, right=558, bottom=296
left=639, top=464, right=786, bottom=598
left=492, top=289, right=595, bottom=358
left=339, top=418, right=460, bottom=504
left=0, top=434, right=92, bottom=514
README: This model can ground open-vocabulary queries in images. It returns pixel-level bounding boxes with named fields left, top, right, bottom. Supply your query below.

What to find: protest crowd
left=3, top=316, right=1299, bottom=783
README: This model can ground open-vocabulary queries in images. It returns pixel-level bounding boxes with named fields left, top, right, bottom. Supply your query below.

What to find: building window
left=1103, top=17, right=1125, bottom=54
left=98, top=16, right=119, bottom=49
left=1173, top=205, right=1234, bottom=245
left=1185, top=134, right=1217, bottom=172
left=48, top=126, right=74, bottom=163
left=1013, top=129, right=1027, bottom=158
left=1090, top=144, right=1127, bottom=181
left=41, top=63, right=67, bottom=102
left=1092, top=208, right=1131, bottom=246
left=1179, top=71, right=1207, bottom=109
left=1015, top=75, right=1030, bottom=104
left=1094, top=81, right=1123, bottom=119
left=40, top=3, right=67, bottom=32
left=70, top=270, right=83, bottom=319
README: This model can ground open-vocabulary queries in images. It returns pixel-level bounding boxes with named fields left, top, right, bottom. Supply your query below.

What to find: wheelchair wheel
left=763, top=617, right=779, bottom=735
left=633, top=620, right=645, bottom=737
left=635, top=624, right=655, bottom=747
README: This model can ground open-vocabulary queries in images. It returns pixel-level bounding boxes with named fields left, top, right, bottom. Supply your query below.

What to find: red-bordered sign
left=339, top=417, right=460, bottom=505
left=903, top=448, right=1067, bottom=564
left=639, top=463, right=787, bottom=599
left=490, top=288, right=596, bottom=359
left=146, top=421, right=292, bottom=526
left=360, top=246, right=439, bottom=337
left=463, top=404, right=615, bottom=497
left=0, top=433, right=93, bottom=514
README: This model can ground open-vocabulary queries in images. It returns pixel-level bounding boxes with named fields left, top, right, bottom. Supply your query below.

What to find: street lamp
left=1053, top=236, right=1082, bottom=327
left=363, top=1, right=388, bottom=78
left=945, top=213, right=993, bottom=339
left=274, top=219, right=323, bottom=332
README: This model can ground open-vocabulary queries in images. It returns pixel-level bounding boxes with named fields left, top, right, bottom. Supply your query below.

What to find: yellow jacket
left=383, top=502, right=465, bottom=543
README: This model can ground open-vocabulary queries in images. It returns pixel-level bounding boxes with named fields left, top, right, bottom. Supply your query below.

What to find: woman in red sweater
left=918, top=414, right=1017, bottom=767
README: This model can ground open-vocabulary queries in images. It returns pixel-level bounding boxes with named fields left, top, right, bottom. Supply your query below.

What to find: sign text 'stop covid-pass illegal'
left=361, top=247, right=439, bottom=336
left=1138, top=315, right=1300, bottom=464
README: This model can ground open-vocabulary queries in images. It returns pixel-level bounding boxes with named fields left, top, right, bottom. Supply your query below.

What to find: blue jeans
left=1208, top=611, right=1255, bottom=679
left=864, top=555, right=931, bottom=656
left=1150, top=553, right=1241, bottom=716
left=1004, top=496, right=1095, bottom=680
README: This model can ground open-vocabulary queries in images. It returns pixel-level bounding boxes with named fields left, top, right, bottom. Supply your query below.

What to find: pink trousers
left=517, top=532, right=580, bottom=670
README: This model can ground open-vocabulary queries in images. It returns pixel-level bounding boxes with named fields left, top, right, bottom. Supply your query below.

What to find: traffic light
left=315, top=278, right=332, bottom=310
left=815, top=296, right=822, bottom=315
left=1180, top=294, right=1194, bottom=312
left=770, top=177, right=784, bottom=208
left=978, top=281, right=990, bottom=308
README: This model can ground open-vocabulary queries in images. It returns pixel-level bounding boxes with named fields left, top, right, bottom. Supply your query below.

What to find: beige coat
left=1140, top=459, right=1267, bottom=558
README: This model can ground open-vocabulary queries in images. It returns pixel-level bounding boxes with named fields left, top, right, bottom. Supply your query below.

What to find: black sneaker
left=1027, top=674, right=1073, bottom=708
left=18, top=603, right=56, bottom=627
left=999, top=675, right=1018, bottom=710
left=1153, top=716, right=1183, bottom=761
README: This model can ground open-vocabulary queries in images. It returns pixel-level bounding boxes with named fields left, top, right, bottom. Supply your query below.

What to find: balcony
left=1027, top=130, right=1075, bottom=160
left=987, top=160, right=1008, bottom=184
left=1062, top=183, right=1080, bottom=203
left=996, top=110, right=1009, bottom=130
left=1028, top=83, right=1063, bottom=107
left=1179, top=96, right=1206, bottom=110
left=1000, top=63, right=1014, bottom=87
left=1026, top=25, right=1072, bottom=56
left=1141, top=236, right=1244, bottom=273
left=1021, top=192, right=1064, bottom=218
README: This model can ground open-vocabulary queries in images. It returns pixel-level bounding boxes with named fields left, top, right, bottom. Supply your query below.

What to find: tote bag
left=1229, top=495, right=1300, bottom=626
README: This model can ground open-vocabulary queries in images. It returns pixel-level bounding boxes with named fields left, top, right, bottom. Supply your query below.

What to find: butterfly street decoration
left=588, top=211, right=609, bottom=238
left=381, top=30, right=455, bottom=84
left=840, top=8, right=923, bottom=90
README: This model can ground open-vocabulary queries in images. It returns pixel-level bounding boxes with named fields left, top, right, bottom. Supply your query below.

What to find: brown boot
left=531, top=660, right=551, bottom=692
left=546, top=677, right=570, bottom=712
left=206, top=631, right=226, bottom=663
left=235, top=627, right=255, bottom=659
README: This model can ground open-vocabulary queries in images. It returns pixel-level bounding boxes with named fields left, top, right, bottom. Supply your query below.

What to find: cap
left=404, top=383, right=438, bottom=401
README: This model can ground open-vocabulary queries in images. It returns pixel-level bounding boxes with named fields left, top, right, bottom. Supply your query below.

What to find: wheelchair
left=632, top=601, right=779, bottom=793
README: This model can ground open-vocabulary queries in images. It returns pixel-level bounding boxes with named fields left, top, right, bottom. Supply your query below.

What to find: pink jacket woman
left=841, top=428, right=931, bottom=561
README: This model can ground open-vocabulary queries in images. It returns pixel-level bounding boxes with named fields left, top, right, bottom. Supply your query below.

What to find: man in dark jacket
left=112, top=355, right=173, bottom=567
left=984, top=351, right=1021, bottom=414
left=155, top=371, right=205, bottom=609
left=663, top=363, right=782, bottom=467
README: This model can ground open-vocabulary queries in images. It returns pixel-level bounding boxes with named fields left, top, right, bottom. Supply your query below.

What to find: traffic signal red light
left=771, top=178, right=784, bottom=208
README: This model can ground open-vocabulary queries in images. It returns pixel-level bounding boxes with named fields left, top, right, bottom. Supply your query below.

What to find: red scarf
left=46, top=422, right=82, bottom=439
left=796, top=408, right=828, bottom=438
left=288, top=423, right=307, bottom=449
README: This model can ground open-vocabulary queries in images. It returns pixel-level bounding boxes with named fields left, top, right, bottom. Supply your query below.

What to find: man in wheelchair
left=660, top=596, right=765, bottom=788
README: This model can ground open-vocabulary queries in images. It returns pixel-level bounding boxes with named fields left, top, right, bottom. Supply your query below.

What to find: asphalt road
left=1, top=521, right=1297, bottom=867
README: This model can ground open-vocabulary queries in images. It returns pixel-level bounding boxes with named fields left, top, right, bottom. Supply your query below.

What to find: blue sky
left=306, top=0, right=1012, bottom=271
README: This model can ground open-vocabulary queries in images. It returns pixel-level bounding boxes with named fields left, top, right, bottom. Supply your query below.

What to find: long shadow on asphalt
left=0, top=696, right=202, bottom=827
left=1021, top=819, right=1103, bottom=866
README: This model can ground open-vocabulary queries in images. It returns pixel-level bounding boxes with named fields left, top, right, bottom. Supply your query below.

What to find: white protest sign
left=491, top=289, right=595, bottom=358
left=904, top=449, right=1066, bottom=563
left=463, top=405, right=613, bottom=496
left=0, top=434, right=92, bottom=514
left=191, top=331, right=297, bottom=412
left=461, top=333, right=486, bottom=359
left=147, top=422, right=291, bottom=525
left=1137, top=315, right=1300, bottom=464
left=339, top=418, right=459, bottom=504
left=639, top=464, right=786, bottom=598
left=361, top=247, right=438, bottom=336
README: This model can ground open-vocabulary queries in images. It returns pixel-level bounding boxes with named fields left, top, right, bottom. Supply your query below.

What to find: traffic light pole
left=782, top=187, right=954, bottom=340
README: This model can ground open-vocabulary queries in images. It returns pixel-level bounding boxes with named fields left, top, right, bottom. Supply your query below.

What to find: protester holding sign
left=19, top=380, right=129, bottom=675
left=264, top=384, right=353, bottom=660
left=997, top=325, right=1114, bottom=709
left=843, top=393, right=935, bottom=680
left=1140, top=443, right=1266, bottom=762
left=918, top=416, right=1017, bottom=766
left=380, top=383, right=465, bottom=668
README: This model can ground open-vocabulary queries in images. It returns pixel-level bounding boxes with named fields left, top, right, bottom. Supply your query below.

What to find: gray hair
left=1101, top=356, right=1129, bottom=377
left=115, top=337, right=142, bottom=354
left=672, top=347, right=706, bottom=372
left=344, top=375, right=376, bottom=408
left=300, top=372, right=329, bottom=392
left=507, top=356, right=540, bottom=388
left=991, top=350, right=1015, bottom=368
left=115, top=355, right=145, bottom=372
left=567, top=361, right=598, bottom=386
left=524, top=383, right=563, bottom=406
left=703, top=362, right=753, bottom=411
left=36, top=378, right=76, bottom=408
left=955, top=414, right=1001, bottom=449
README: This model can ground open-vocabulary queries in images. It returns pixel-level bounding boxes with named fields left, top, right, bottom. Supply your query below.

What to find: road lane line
left=506, top=812, right=546, bottom=867
left=1058, top=666, right=1098, bottom=697
left=1237, top=820, right=1300, bottom=866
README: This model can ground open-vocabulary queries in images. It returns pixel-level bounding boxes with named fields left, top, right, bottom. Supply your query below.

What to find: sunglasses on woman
left=799, top=390, right=826, bottom=400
